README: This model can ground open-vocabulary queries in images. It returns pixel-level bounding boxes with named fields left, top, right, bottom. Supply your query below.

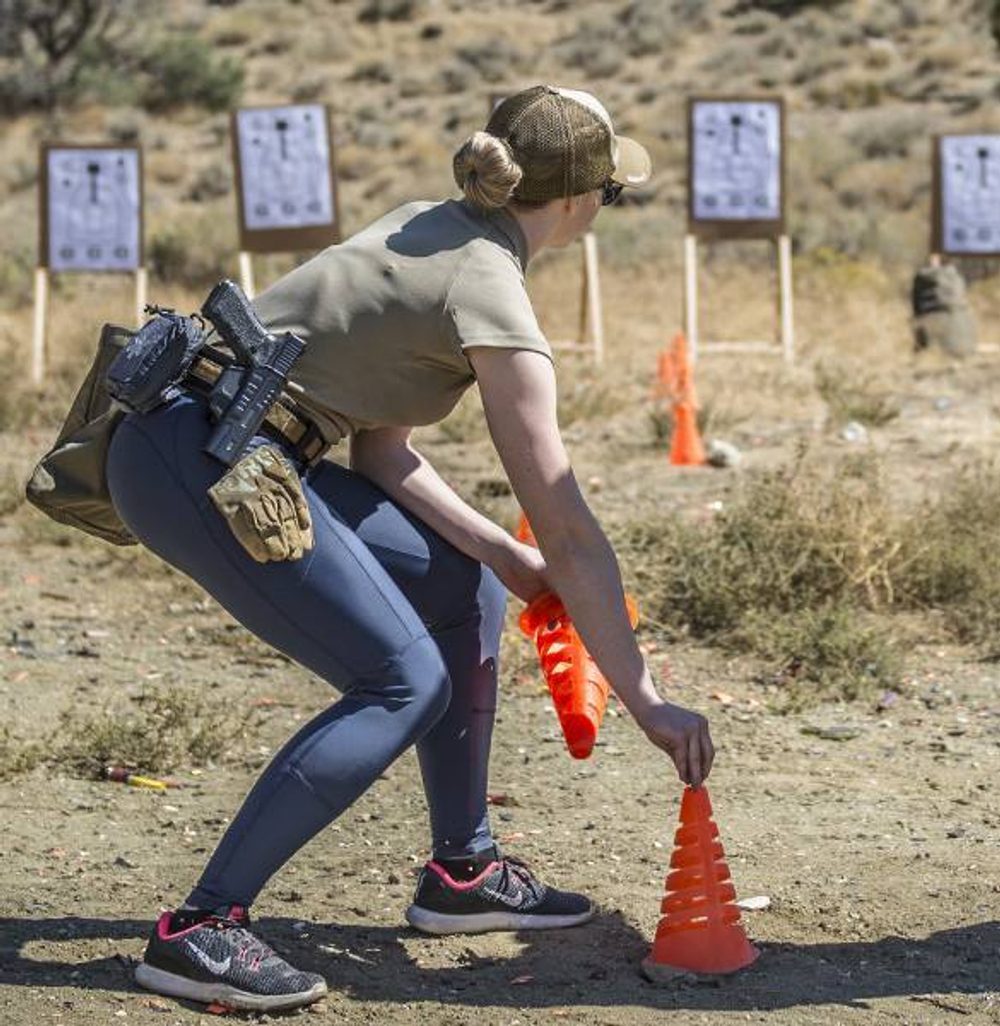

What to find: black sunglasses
left=601, top=180, right=624, bottom=206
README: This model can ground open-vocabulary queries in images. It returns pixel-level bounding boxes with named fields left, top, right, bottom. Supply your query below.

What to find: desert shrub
left=861, top=0, right=920, bottom=34
left=358, top=0, right=421, bottom=22
left=847, top=114, right=923, bottom=161
left=558, top=377, right=624, bottom=428
left=615, top=451, right=900, bottom=638
left=437, top=61, right=475, bottom=94
left=0, top=467, right=25, bottom=517
left=557, top=33, right=626, bottom=78
left=611, top=452, right=907, bottom=705
left=106, top=110, right=144, bottom=144
left=0, top=0, right=138, bottom=113
left=350, top=60, right=394, bottom=84
left=758, top=34, right=794, bottom=58
left=0, top=246, right=34, bottom=311
left=291, top=73, right=326, bottom=103
left=0, top=728, right=42, bottom=782
left=148, top=211, right=235, bottom=289
left=140, top=34, right=243, bottom=112
left=456, top=39, right=524, bottom=82
left=212, top=26, right=252, bottom=48
left=185, top=162, right=233, bottom=202
left=735, top=604, right=902, bottom=708
left=734, top=14, right=773, bottom=35
left=648, top=405, right=673, bottom=448
left=70, top=37, right=142, bottom=106
left=611, top=455, right=1000, bottom=696
left=815, top=365, right=900, bottom=428
left=56, top=688, right=230, bottom=777
left=553, top=9, right=636, bottom=77
left=618, top=0, right=679, bottom=57
left=897, top=464, right=1000, bottom=649
left=729, top=0, right=847, bottom=14
left=789, top=50, right=849, bottom=85
left=793, top=207, right=869, bottom=260
left=811, top=77, right=884, bottom=110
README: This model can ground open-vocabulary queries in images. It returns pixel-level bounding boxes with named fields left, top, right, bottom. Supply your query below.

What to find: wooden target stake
left=31, top=267, right=49, bottom=386
left=135, top=266, right=148, bottom=325
left=550, top=231, right=605, bottom=364
left=238, top=251, right=256, bottom=299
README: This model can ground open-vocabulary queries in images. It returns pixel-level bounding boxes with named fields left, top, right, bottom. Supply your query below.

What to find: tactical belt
left=184, top=356, right=328, bottom=466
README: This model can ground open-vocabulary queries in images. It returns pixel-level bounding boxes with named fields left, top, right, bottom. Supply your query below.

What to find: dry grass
left=0, top=728, right=43, bottom=782
left=55, top=687, right=234, bottom=778
left=609, top=456, right=907, bottom=706
left=0, top=683, right=245, bottom=783
left=604, top=447, right=1000, bottom=706
left=734, top=604, right=903, bottom=710
left=815, top=364, right=901, bottom=428
left=896, top=462, right=1000, bottom=652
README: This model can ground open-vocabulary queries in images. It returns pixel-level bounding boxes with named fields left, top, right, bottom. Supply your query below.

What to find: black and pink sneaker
left=134, top=906, right=327, bottom=1012
left=405, top=848, right=594, bottom=935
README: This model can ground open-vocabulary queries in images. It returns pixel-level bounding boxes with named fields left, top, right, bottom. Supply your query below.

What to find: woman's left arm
left=350, top=426, right=547, bottom=602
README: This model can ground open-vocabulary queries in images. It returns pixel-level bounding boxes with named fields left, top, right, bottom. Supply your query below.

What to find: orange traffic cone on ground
left=655, top=333, right=706, bottom=467
left=669, top=401, right=706, bottom=467
left=519, top=592, right=639, bottom=759
left=642, top=786, right=759, bottom=980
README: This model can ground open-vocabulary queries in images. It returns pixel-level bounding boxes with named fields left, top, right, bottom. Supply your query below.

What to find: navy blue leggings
left=105, top=395, right=505, bottom=910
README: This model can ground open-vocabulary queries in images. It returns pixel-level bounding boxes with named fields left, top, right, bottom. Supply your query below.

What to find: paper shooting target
left=690, top=99, right=783, bottom=230
left=938, top=135, right=1000, bottom=256
left=235, top=105, right=336, bottom=234
left=45, top=147, right=141, bottom=272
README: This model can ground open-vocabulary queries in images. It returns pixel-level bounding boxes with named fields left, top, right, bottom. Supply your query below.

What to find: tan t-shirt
left=254, top=199, right=552, bottom=446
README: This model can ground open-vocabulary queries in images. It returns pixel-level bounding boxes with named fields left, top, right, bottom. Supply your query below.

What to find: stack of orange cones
left=520, top=592, right=639, bottom=759
left=653, top=348, right=676, bottom=401
left=654, top=333, right=706, bottom=467
left=642, top=786, right=759, bottom=981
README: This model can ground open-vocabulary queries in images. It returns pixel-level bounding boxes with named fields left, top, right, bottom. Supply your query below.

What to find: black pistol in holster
left=200, top=280, right=307, bottom=467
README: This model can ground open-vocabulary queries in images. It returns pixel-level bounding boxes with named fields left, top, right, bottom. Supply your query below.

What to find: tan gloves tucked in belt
left=208, top=443, right=313, bottom=563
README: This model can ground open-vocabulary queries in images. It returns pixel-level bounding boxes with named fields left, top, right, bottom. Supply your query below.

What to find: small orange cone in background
left=670, top=401, right=706, bottom=467
left=519, top=592, right=639, bottom=759
left=642, top=786, right=759, bottom=981
left=653, top=345, right=678, bottom=401
left=515, top=510, right=537, bottom=547
left=654, top=333, right=706, bottom=467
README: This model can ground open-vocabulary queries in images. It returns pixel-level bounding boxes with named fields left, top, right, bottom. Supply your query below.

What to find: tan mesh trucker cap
left=486, top=85, right=652, bottom=202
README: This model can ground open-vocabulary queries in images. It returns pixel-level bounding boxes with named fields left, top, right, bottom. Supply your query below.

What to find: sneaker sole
left=135, top=963, right=327, bottom=1012
left=404, top=904, right=595, bottom=935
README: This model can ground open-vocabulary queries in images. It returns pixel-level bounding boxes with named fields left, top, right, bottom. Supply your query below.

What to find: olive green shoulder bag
left=25, top=323, right=137, bottom=546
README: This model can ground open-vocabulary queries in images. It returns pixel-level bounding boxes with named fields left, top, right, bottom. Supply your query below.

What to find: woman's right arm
left=466, top=345, right=714, bottom=787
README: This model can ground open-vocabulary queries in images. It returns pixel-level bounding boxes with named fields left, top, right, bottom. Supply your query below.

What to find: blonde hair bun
left=452, top=131, right=523, bottom=210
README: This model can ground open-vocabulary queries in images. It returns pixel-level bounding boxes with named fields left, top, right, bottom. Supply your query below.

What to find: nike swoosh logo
left=186, top=943, right=231, bottom=975
left=482, top=886, right=525, bottom=908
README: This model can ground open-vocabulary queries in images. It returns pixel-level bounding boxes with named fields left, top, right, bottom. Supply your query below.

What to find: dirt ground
left=3, top=263, right=1000, bottom=1024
